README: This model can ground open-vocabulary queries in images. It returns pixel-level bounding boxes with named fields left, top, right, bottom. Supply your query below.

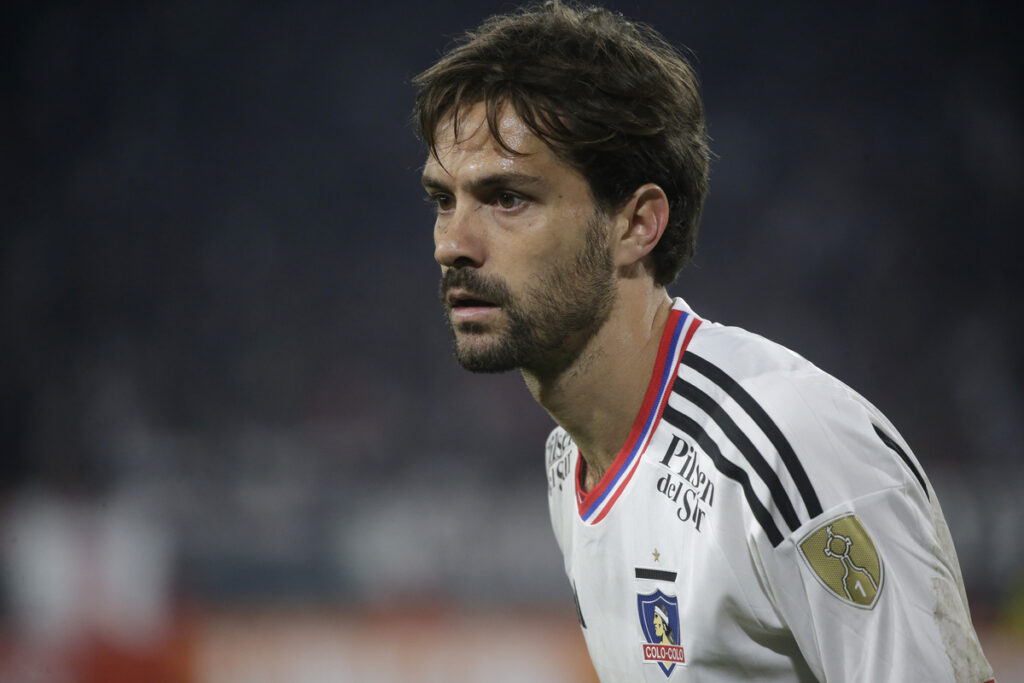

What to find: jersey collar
left=575, top=299, right=701, bottom=524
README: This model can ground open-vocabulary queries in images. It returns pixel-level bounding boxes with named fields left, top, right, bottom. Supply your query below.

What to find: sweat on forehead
left=429, top=100, right=550, bottom=163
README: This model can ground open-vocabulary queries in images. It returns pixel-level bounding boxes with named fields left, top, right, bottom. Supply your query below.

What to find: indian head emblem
left=637, top=589, right=686, bottom=676
left=799, top=514, right=884, bottom=609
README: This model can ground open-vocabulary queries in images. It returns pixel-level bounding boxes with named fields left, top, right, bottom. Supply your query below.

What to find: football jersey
left=545, top=298, right=994, bottom=682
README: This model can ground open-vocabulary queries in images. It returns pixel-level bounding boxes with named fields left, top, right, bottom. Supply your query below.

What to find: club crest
left=799, top=514, right=883, bottom=609
left=637, top=589, right=685, bottom=676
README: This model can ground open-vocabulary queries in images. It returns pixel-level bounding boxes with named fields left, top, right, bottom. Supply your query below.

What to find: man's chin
left=452, top=320, right=490, bottom=335
left=453, top=336, right=521, bottom=374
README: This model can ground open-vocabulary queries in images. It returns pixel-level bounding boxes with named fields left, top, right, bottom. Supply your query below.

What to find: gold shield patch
left=798, top=514, right=883, bottom=609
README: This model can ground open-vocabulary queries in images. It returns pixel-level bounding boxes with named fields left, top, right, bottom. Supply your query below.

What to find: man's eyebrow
left=420, top=173, right=449, bottom=192
left=421, top=171, right=544, bottom=193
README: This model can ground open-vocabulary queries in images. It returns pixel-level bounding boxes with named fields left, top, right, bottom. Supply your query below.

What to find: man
left=414, top=2, right=995, bottom=681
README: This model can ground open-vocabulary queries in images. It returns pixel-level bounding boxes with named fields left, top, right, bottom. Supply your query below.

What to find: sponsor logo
left=799, top=514, right=883, bottom=608
left=545, top=430, right=574, bottom=493
left=656, top=435, right=715, bottom=531
left=637, top=589, right=685, bottom=676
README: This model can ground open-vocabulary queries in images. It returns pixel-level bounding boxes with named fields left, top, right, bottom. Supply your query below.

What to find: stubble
left=439, top=214, right=616, bottom=375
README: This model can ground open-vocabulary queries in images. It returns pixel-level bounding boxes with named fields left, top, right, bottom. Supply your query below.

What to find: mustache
left=438, top=269, right=512, bottom=307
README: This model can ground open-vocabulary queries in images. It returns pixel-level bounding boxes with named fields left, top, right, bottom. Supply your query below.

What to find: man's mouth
left=446, top=289, right=499, bottom=309
left=446, top=288, right=501, bottom=323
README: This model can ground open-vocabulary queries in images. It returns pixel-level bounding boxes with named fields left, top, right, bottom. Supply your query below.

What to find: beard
left=438, top=214, right=616, bottom=374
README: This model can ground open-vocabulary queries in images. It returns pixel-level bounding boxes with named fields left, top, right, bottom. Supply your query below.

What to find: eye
left=496, top=191, right=524, bottom=210
left=426, top=193, right=454, bottom=213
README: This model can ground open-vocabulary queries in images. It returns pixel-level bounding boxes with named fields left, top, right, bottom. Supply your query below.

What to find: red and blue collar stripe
left=576, top=305, right=701, bottom=524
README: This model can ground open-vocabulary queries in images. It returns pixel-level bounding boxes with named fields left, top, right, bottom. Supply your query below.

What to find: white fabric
left=545, top=298, right=993, bottom=682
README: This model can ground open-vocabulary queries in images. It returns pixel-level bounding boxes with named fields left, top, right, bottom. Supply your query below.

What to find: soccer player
left=414, top=3, right=995, bottom=681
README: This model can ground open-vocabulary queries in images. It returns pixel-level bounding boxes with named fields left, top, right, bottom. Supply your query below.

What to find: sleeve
left=749, top=378, right=995, bottom=682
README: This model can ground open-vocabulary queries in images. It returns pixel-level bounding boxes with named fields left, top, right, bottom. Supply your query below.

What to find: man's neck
left=523, top=286, right=674, bottom=491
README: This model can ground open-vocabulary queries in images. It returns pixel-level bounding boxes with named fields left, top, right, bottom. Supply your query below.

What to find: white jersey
left=545, top=298, right=994, bottom=682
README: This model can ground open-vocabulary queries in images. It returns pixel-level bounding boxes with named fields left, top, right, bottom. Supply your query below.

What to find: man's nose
left=434, top=202, right=485, bottom=269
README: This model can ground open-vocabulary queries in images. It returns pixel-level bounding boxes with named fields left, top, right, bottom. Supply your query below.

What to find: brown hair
left=413, top=1, right=710, bottom=285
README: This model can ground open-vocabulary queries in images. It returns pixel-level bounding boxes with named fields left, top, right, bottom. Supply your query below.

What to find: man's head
left=423, top=102, right=618, bottom=374
left=414, top=1, right=710, bottom=286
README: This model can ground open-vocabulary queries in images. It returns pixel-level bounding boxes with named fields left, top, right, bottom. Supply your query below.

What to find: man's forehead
left=423, top=105, right=549, bottom=181
left=434, top=102, right=541, bottom=155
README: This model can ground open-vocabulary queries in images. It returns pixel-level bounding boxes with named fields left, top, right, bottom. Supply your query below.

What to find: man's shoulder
left=688, top=318, right=821, bottom=380
left=676, top=316, right=923, bottom=522
left=684, top=318, right=860, bottom=417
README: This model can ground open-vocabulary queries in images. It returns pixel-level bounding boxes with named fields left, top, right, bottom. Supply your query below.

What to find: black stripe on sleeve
left=673, top=377, right=803, bottom=532
left=662, top=404, right=784, bottom=547
left=873, top=424, right=929, bottom=500
left=681, top=353, right=823, bottom=519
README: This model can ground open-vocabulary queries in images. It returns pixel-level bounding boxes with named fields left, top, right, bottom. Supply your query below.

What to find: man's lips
left=446, top=288, right=499, bottom=309
left=446, top=288, right=500, bottom=322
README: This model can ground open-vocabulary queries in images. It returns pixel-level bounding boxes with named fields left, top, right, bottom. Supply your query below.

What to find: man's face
left=422, top=103, right=616, bottom=374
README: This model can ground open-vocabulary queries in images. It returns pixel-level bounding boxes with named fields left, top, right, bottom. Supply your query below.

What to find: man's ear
left=611, top=183, right=669, bottom=270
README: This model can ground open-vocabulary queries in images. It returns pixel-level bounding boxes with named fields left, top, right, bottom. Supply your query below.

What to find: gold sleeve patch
left=798, top=514, right=883, bottom=609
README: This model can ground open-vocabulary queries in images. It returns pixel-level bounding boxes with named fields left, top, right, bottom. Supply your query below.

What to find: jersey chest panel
left=561, top=427, right=807, bottom=682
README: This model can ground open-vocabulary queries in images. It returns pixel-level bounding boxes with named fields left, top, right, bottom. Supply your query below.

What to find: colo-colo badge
left=637, top=589, right=686, bottom=676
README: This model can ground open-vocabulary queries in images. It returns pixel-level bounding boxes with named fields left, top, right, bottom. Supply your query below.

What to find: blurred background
left=3, top=1, right=1022, bottom=680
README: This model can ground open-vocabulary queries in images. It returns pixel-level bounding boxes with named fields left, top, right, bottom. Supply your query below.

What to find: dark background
left=3, top=0, right=1022, bottom=618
